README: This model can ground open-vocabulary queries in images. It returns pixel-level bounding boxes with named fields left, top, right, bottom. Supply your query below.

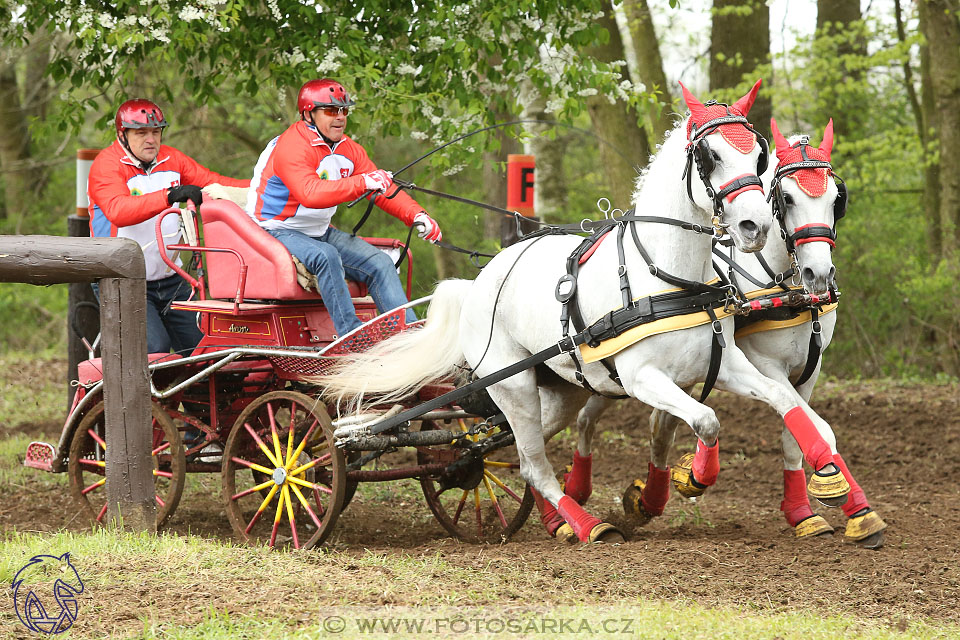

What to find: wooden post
left=0, top=235, right=155, bottom=533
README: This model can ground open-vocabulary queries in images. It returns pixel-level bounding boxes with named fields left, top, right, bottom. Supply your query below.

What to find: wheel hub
left=271, top=468, right=287, bottom=486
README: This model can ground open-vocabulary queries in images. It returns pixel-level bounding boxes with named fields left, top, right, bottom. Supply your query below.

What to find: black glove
left=167, top=184, right=203, bottom=207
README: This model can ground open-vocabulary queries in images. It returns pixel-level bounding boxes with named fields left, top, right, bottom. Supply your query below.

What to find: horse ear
left=732, top=79, right=763, bottom=116
left=679, top=81, right=708, bottom=122
left=820, top=118, right=834, bottom=161
left=771, top=118, right=790, bottom=159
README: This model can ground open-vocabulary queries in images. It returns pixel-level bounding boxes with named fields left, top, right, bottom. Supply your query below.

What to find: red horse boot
left=783, top=407, right=850, bottom=505
left=562, top=451, right=593, bottom=505
left=781, top=469, right=834, bottom=537
left=623, top=462, right=670, bottom=523
left=832, top=454, right=886, bottom=548
left=531, top=487, right=576, bottom=543
left=557, top=496, right=624, bottom=543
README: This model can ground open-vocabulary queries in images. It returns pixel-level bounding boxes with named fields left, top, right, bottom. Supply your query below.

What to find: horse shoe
left=622, top=478, right=654, bottom=524
left=806, top=467, right=850, bottom=506
left=587, top=522, right=625, bottom=544
left=670, top=453, right=707, bottom=499
left=844, top=509, right=887, bottom=549
left=554, top=523, right=578, bottom=544
left=793, top=514, right=834, bottom=538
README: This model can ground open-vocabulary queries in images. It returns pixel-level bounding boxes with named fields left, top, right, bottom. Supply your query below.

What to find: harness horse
left=319, top=80, right=855, bottom=544
left=563, top=119, right=886, bottom=547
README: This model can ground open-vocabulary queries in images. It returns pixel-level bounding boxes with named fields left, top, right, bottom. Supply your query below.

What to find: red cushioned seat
left=198, top=199, right=367, bottom=301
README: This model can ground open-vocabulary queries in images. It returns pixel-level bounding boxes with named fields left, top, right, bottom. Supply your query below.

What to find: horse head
left=770, top=118, right=844, bottom=294
left=680, top=79, right=772, bottom=253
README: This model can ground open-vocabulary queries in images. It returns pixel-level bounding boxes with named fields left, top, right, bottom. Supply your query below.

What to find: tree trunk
left=0, top=63, right=33, bottom=224
left=622, top=0, right=674, bottom=143
left=918, top=2, right=943, bottom=260
left=919, top=0, right=960, bottom=260
left=709, top=0, right=771, bottom=142
left=816, top=0, right=866, bottom=50
left=521, top=79, right=567, bottom=232
left=482, top=109, right=520, bottom=243
left=583, top=7, right=650, bottom=210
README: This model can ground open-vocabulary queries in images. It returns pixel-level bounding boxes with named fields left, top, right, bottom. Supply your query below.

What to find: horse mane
left=631, top=116, right=690, bottom=210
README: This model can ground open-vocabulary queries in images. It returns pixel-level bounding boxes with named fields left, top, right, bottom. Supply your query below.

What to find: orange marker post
left=506, top=154, right=535, bottom=217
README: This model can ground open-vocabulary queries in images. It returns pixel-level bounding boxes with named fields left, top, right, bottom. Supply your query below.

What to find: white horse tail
left=317, top=278, right=472, bottom=409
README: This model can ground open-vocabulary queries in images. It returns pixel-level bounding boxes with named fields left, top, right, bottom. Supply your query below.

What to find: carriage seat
left=197, top=199, right=367, bottom=302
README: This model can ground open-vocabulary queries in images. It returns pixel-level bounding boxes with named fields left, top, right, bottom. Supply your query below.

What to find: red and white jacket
left=87, top=140, right=249, bottom=281
left=246, top=121, right=422, bottom=237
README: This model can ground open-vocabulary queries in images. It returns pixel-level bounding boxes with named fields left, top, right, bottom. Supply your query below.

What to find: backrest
left=198, top=199, right=364, bottom=301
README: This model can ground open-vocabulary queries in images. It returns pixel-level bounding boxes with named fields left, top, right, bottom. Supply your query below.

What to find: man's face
left=125, top=127, right=162, bottom=163
left=311, top=106, right=348, bottom=143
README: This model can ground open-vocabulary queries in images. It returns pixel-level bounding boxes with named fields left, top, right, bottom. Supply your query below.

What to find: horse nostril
left=802, top=267, right=815, bottom=284
left=739, top=220, right=758, bottom=236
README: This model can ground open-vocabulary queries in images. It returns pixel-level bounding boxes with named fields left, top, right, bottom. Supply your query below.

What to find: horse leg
left=792, top=374, right=886, bottom=548
left=536, top=383, right=593, bottom=541
left=487, top=370, right=623, bottom=544
left=623, top=404, right=682, bottom=522
left=564, top=395, right=614, bottom=505
left=713, top=348, right=851, bottom=505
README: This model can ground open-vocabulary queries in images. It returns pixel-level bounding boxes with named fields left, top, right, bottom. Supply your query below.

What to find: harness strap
left=794, top=306, right=823, bottom=387
left=629, top=222, right=730, bottom=296
left=699, top=306, right=726, bottom=402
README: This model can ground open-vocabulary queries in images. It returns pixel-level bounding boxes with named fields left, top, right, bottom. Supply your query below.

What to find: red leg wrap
left=832, top=454, right=870, bottom=517
left=557, top=495, right=603, bottom=542
left=563, top=451, right=593, bottom=504
left=780, top=469, right=814, bottom=527
left=640, top=463, right=671, bottom=516
left=692, top=438, right=720, bottom=487
left=531, top=487, right=565, bottom=536
left=783, top=407, right=834, bottom=470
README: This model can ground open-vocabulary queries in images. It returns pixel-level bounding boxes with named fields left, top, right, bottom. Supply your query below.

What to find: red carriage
left=24, top=199, right=533, bottom=548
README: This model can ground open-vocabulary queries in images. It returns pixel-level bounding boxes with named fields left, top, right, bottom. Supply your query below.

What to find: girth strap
left=794, top=306, right=823, bottom=387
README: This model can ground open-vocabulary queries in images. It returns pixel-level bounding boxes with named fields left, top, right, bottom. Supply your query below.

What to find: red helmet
left=297, top=79, right=356, bottom=114
left=114, top=99, right=168, bottom=138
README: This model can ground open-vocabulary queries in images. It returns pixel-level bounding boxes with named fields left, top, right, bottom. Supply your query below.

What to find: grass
left=0, top=352, right=68, bottom=430
left=1, top=528, right=957, bottom=639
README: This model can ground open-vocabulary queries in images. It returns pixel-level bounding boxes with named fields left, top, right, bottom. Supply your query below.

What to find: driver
left=87, top=99, right=250, bottom=354
left=245, top=78, right=442, bottom=338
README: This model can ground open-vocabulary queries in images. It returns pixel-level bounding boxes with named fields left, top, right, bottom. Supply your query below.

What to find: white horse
left=565, top=119, right=886, bottom=548
left=319, top=81, right=851, bottom=543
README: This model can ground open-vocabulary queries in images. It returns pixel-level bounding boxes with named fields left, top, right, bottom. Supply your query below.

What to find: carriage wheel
left=222, top=391, right=345, bottom=550
left=67, top=400, right=185, bottom=528
left=418, top=419, right=534, bottom=543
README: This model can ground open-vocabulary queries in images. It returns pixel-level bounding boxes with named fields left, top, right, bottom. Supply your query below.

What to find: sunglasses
left=319, top=106, right=349, bottom=116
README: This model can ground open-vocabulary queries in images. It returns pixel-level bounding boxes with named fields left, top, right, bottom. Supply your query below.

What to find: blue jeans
left=92, top=274, right=203, bottom=354
left=267, top=226, right=415, bottom=336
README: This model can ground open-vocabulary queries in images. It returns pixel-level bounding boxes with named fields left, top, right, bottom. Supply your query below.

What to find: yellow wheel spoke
left=288, top=475, right=333, bottom=494
left=267, top=402, right=283, bottom=464
left=230, top=456, right=274, bottom=476
left=483, top=460, right=515, bottom=468
left=285, top=418, right=320, bottom=472
left=243, top=423, right=280, bottom=467
left=484, top=469, right=524, bottom=503
left=282, top=485, right=299, bottom=548
left=273, top=483, right=286, bottom=525
left=290, top=483, right=323, bottom=529
left=289, top=454, right=331, bottom=477
left=285, top=404, right=297, bottom=467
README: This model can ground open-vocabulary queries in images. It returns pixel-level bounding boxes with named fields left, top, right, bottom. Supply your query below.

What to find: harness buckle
left=712, top=320, right=724, bottom=335
left=617, top=264, right=627, bottom=278
left=558, top=335, right=578, bottom=354
left=811, top=320, right=822, bottom=335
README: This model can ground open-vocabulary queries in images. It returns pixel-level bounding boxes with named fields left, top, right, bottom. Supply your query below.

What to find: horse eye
left=711, top=150, right=721, bottom=164
left=783, top=193, right=795, bottom=206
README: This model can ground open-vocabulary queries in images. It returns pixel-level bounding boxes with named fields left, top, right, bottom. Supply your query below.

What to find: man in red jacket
left=88, top=99, right=250, bottom=354
left=246, top=78, right=442, bottom=337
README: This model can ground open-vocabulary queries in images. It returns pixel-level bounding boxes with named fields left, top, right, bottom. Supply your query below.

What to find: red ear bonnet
left=771, top=117, right=833, bottom=197
left=682, top=79, right=762, bottom=155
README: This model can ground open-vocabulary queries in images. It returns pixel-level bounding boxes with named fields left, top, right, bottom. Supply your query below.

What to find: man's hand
left=167, top=185, right=204, bottom=207
left=413, top=212, right=442, bottom=243
left=362, top=169, right=393, bottom=194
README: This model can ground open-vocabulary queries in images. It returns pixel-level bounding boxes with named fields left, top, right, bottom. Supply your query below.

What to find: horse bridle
left=681, top=105, right=769, bottom=236
left=767, top=136, right=848, bottom=255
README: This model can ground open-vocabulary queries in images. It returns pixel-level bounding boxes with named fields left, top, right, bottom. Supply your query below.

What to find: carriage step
left=24, top=441, right=57, bottom=472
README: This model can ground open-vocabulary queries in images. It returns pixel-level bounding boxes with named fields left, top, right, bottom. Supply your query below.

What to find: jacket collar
left=117, top=140, right=169, bottom=174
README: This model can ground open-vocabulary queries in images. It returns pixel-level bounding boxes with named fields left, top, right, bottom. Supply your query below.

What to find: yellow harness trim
left=734, top=286, right=838, bottom=339
left=579, top=279, right=733, bottom=364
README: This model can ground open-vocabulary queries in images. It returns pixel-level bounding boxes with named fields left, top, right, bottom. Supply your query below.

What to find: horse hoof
left=794, top=515, right=834, bottom=538
left=588, top=522, right=625, bottom=544
left=555, top=523, right=578, bottom=545
left=807, top=467, right=849, bottom=505
left=622, top=479, right=655, bottom=525
left=671, top=453, right=706, bottom=499
left=845, top=510, right=887, bottom=549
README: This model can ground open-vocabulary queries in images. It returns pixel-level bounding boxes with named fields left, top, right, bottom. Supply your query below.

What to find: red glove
left=413, top=212, right=442, bottom=243
left=362, top=169, right=393, bottom=193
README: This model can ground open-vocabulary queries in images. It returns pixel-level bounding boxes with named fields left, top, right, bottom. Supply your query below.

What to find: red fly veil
left=681, top=79, right=762, bottom=153
left=771, top=118, right=834, bottom=197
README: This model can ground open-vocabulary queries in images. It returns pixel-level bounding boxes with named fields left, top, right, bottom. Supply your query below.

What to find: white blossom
left=410, top=131, right=428, bottom=141
left=442, top=163, right=466, bottom=176
left=396, top=63, right=420, bottom=76
left=178, top=7, right=205, bottom=21
left=577, top=88, right=598, bottom=97
left=424, top=36, right=445, bottom=52
left=316, top=47, right=346, bottom=74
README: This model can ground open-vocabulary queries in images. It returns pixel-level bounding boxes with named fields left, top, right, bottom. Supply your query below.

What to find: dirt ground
left=4, top=379, right=959, bottom=627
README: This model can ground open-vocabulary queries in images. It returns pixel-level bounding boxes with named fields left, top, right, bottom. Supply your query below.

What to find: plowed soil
left=4, top=380, right=959, bottom=627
